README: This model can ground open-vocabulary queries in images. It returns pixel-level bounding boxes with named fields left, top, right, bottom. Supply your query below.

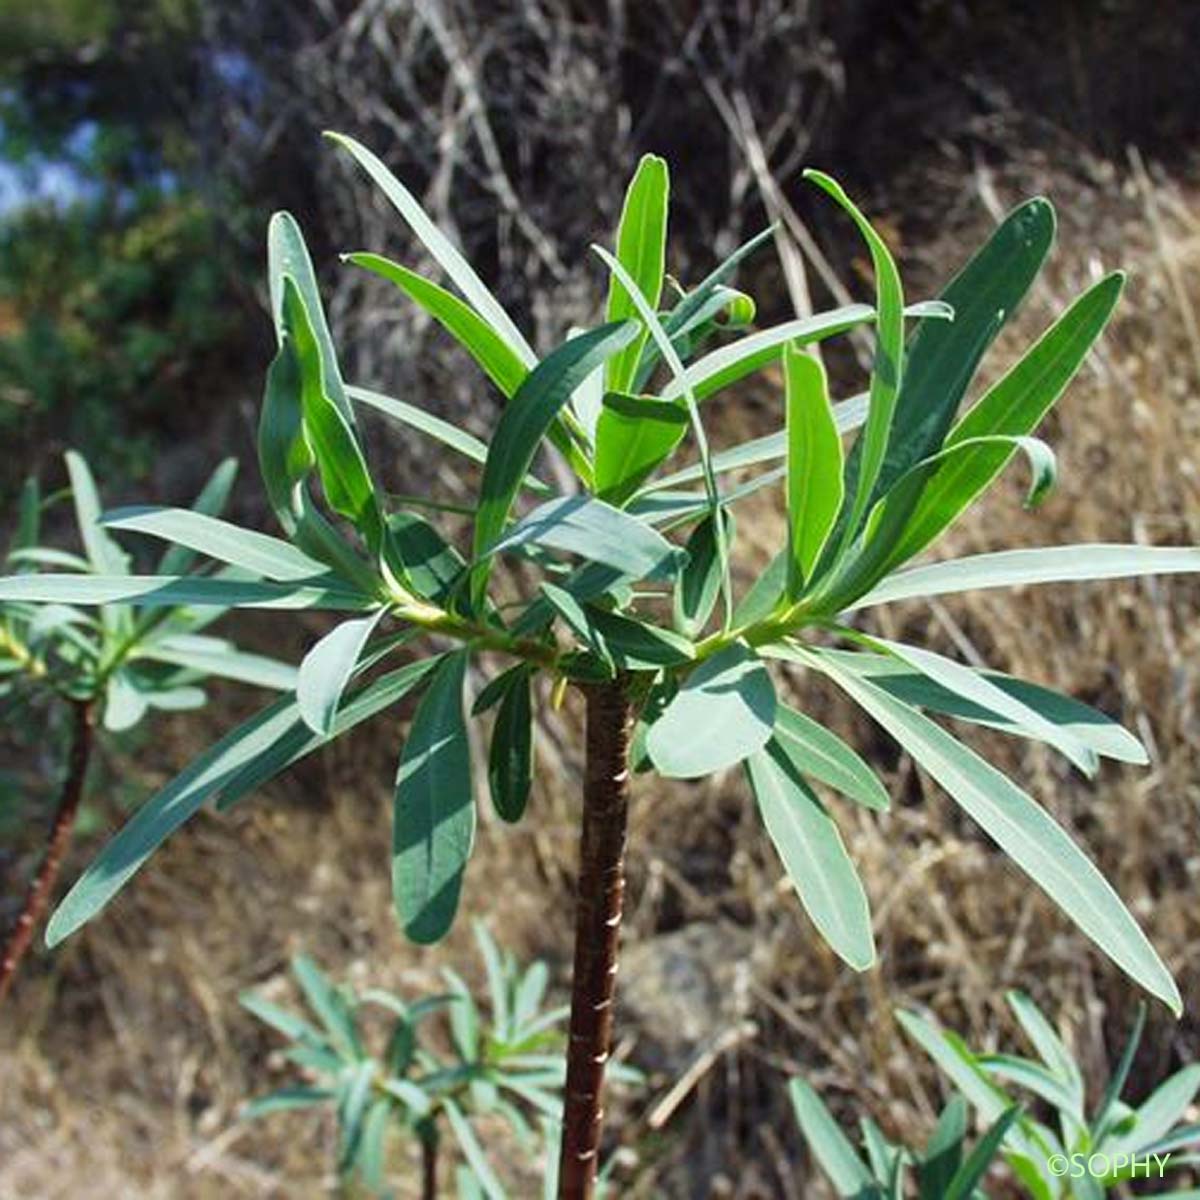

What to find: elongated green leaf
left=325, top=131, right=535, bottom=366
left=259, top=315, right=315, bottom=537
left=46, top=657, right=440, bottom=946
left=66, top=450, right=129, bottom=635
left=818, top=434, right=1057, bottom=612
left=351, top=386, right=490, bottom=469
left=443, top=1098, right=507, bottom=1200
left=943, top=1105, right=1023, bottom=1200
left=811, top=649, right=1181, bottom=1012
left=282, top=277, right=383, bottom=549
left=485, top=495, right=681, bottom=581
left=292, top=954, right=361, bottom=1058
left=239, top=991, right=326, bottom=1044
left=347, top=252, right=528, bottom=397
left=267, top=211, right=356, bottom=426
left=803, top=172, right=905, bottom=547
left=884, top=272, right=1124, bottom=568
left=673, top=512, right=729, bottom=637
left=804, top=647, right=1147, bottom=765
left=1006, top=990, right=1085, bottom=1104
left=747, top=743, right=875, bottom=969
left=594, top=392, right=690, bottom=504
left=137, top=638, right=298, bottom=691
left=658, top=306, right=884, bottom=404
left=0, top=573, right=370, bottom=611
left=157, top=458, right=238, bottom=576
left=844, top=197, right=1056, bottom=527
left=647, top=643, right=775, bottom=778
left=393, top=651, right=474, bottom=943
left=537, top=582, right=614, bottom=673
left=104, top=507, right=330, bottom=581
left=1107, top=1066, right=1200, bottom=1158
left=606, top=155, right=669, bottom=393
left=789, top=1078, right=878, bottom=1196
left=785, top=345, right=843, bottom=592
left=1094, top=1004, right=1146, bottom=1140
left=242, top=1086, right=335, bottom=1119
left=471, top=322, right=639, bottom=606
left=359, top=1097, right=391, bottom=1191
left=872, top=637, right=1096, bottom=776
left=488, top=666, right=533, bottom=823
left=851, top=544, right=1200, bottom=611
left=589, top=607, right=694, bottom=669
left=773, top=704, right=890, bottom=812
left=920, top=1099, right=967, bottom=1199
left=977, top=1054, right=1082, bottom=1119
left=298, top=608, right=388, bottom=735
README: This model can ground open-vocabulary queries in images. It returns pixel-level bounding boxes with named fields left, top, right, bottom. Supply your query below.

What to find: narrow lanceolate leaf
left=347, top=252, right=528, bottom=397
left=282, top=277, right=383, bottom=550
left=393, top=651, right=474, bottom=943
left=594, top=392, right=690, bottom=505
left=789, top=1077, right=877, bottom=1196
left=1106, top=1066, right=1200, bottom=1158
left=803, top=171, right=905, bottom=547
left=674, top=512, right=730, bottom=637
left=810, top=649, right=1181, bottom=1013
left=646, top=643, right=775, bottom=778
left=817, top=434, right=1057, bottom=612
left=46, top=657, right=440, bottom=946
left=772, top=704, right=890, bottom=812
left=103, top=507, right=330, bottom=581
left=873, top=637, right=1097, bottom=776
left=66, top=449, right=129, bottom=633
left=785, top=345, right=843, bottom=593
left=138, top=636, right=298, bottom=691
left=487, top=667, right=533, bottom=822
left=850, top=544, right=1200, bottom=612
left=747, top=743, right=875, bottom=969
left=485, top=495, right=681, bottom=581
left=297, top=608, right=388, bottom=735
left=326, top=131, right=535, bottom=365
left=471, top=321, right=639, bottom=607
left=268, top=211, right=357, bottom=426
left=943, top=1106, right=1024, bottom=1200
left=0, top=573, right=370, bottom=610
left=806, top=648, right=1147, bottom=765
left=1005, top=990, right=1085, bottom=1103
left=883, top=271, right=1125, bottom=569
left=605, top=154, right=670, bottom=394
left=847, top=196, right=1056, bottom=519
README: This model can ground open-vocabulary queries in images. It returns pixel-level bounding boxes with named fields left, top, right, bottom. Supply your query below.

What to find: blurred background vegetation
left=1, top=1, right=1198, bottom=1196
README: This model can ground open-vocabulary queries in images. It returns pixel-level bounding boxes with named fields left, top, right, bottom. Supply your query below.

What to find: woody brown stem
left=558, top=677, right=633, bottom=1200
left=0, top=699, right=95, bottom=1006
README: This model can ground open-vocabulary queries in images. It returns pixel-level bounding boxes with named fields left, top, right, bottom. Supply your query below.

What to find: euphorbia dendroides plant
left=4, top=136, right=1200, bottom=1197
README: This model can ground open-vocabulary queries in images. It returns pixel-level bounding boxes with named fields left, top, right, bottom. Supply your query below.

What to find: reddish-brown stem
left=420, top=1127, right=438, bottom=1200
left=558, top=677, right=633, bottom=1200
left=0, top=699, right=95, bottom=1005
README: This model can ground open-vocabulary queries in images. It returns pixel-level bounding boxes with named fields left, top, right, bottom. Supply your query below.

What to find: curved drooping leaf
left=46, top=656, right=440, bottom=946
left=104, top=507, right=331, bottom=582
left=297, top=608, right=389, bottom=735
left=346, top=252, right=529, bottom=398
left=803, top=648, right=1147, bottom=766
left=325, top=131, right=536, bottom=366
left=487, top=666, right=533, bottom=823
left=810, top=648, right=1181, bottom=1013
left=484, top=495, right=682, bottom=581
left=593, top=392, right=690, bottom=505
left=803, top=171, right=905, bottom=548
left=784, top=345, right=843, bottom=593
left=881, top=271, right=1125, bottom=570
left=851, top=544, right=1200, bottom=611
left=772, top=704, right=890, bottom=812
left=746, top=742, right=875, bottom=970
left=646, top=643, right=775, bottom=778
left=605, top=154, right=670, bottom=394
left=393, top=651, right=474, bottom=943
left=470, top=322, right=639, bottom=607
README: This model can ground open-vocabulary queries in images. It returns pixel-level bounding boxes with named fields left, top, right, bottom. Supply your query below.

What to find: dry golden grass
left=2, top=151, right=1199, bottom=1198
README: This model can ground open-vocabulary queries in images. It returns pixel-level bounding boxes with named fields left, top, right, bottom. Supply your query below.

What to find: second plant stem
left=0, top=698, right=95, bottom=1005
left=558, top=677, right=633, bottom=1200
